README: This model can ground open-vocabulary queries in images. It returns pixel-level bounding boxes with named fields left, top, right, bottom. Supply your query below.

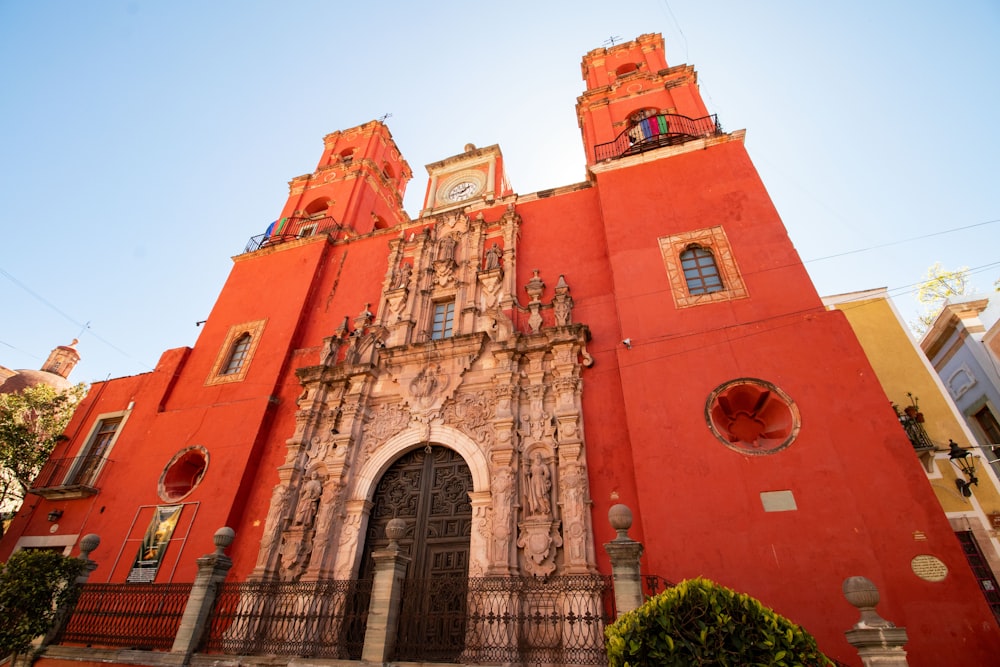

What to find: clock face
left=446, top=181, right=479, bottom=202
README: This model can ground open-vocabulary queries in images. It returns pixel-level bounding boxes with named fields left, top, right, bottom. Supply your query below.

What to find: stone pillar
left=842, top=576, right=909, bottom=666
left=603, top=504, right=645, bottom=615
left=170, top=527, right=235, bottom=659
left=362, top=518, right=411, bottom=664
left=41, top=533, right=101, bottom=648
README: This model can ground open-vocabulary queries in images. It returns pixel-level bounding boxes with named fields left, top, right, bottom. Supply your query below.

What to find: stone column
left=41, top=533, right=101, bottom=648
left=842, top=576, right=909, bottom=666
left=170, top=527, right=235, bottom=659
left=603, top=504, right=645, bottom=616
left=362, top=518, right=411, bottom=664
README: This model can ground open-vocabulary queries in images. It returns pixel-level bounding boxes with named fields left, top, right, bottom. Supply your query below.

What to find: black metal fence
left=893, top=404, right=936, bottom=451
left=202, top=578, right=371, bottom=659
left=52, top=574, right=674, bottom=663
left=243, top=215, right=342, bottom=254
left=56, top=582, right=192, bottom=650
left=594, top=113, right=722, bottom=162
left=392, top=575, right=614, bottom=665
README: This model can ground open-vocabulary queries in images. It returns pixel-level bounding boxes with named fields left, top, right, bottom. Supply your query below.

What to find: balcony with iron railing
left=243, top=215, right=342, bottom=254
left=594, top=113, right=723, bottom=162
left=29, top=455, right=111, bottom=500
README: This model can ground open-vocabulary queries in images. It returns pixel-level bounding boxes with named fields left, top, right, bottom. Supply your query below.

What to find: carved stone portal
left=252, top=206, right=598, bottom=583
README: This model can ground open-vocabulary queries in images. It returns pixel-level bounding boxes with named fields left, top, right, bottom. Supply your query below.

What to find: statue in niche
left=526, top=452, right=552, bottom=516
left=484, top=242, right=502, bottom=270
left=294, top=473, right=323, bottom=527
left=391, top=262, right=412, bottom=289
left=437, top=235, right=456, bottom=262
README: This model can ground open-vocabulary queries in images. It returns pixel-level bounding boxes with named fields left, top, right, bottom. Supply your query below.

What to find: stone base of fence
left=32, top=645, right=463, bottom=667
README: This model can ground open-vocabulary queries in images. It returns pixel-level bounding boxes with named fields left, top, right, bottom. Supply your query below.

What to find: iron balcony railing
left=243, top=215, right=342, bottom=254
left=594, top=113, right=722, bottom=162
left=892, top=404, right=936, bottom=451
left=30, top=455, right=111, bottom=492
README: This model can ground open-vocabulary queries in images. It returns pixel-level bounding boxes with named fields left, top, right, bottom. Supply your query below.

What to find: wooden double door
left=359, top=445, right=473, bottom=660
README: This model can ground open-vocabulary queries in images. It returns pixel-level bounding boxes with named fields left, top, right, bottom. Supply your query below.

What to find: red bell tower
left=274, top=120, right=412, bottom=238
left=577, top=33, right=717, bottom=166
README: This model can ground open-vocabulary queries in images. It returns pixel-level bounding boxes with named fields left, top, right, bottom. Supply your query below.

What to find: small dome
left=0, top=369, right=72, bottom=395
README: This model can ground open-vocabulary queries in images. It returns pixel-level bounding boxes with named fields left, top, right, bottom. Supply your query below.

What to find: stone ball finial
left=608, top=503, right=633, bottom=541
left=79, top=533, right=101, bottom=559
left=843, top=576, right=893, bottom=628
left=213, top=526, right=236, bottom=554
left=386, top=518, right=406, bottom=550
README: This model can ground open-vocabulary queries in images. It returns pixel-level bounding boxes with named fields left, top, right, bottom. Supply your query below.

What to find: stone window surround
left=206, top=319, right=267, bottom=386
left=658, top=225, right=748, bottom=308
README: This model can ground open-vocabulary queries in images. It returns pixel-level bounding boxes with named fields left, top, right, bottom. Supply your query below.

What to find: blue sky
left=2, top=1, right=998, bottom=384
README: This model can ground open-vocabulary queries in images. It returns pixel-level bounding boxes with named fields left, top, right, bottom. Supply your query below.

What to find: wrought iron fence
left=642, top=574, right=675, bottom=599
left=594, top=113, right=722, bottom=162
left=56, top=583, right=192, bottom=650
left=243, top=215, right=341, bottom=254
left=202, top=578, right=371, bottom=659
left=393, top=574, right=614, bottom=666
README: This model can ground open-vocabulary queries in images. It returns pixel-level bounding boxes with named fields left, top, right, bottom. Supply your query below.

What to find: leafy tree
left=912, top=262, right=971, bottom=335
left=0, top=383, right=86, bottom=516
left=0, top=549, right=86, bottom=659
left=605, top=577, right=832, bottom=667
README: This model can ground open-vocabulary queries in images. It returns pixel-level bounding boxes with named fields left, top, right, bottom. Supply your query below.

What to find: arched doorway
left=358, top=445, right=473, bottom=661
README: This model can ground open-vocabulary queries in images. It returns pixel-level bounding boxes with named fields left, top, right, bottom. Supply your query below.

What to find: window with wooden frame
left=69, top=416, right=123, bottom=487
left=680, top=245, right=724, bottom=295
left=659, top=226, right=748, bottom=308
left=220, top=333, right=252, bottom=376
left=431, top=300, right=456, bottom=340
left=206, top=319, right=266, bottom=385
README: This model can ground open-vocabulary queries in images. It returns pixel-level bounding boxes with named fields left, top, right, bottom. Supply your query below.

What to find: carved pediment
left=384, top=332, right=488, bottom=416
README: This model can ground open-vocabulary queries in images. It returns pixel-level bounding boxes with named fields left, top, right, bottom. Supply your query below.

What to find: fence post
left=842, top=576, right=909, bottom=666
left=170, top=527, right=235, bottom=660
left=362, top=518, right=411, bottom=663
left=40, top=533, right=101, bottom=649
left=603, top=503, right=645, bottom=616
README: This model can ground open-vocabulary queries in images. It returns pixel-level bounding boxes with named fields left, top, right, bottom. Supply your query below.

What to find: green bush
left=606, top=577, right=832, bottom=667
left=0, top=550, right=85, bottom=658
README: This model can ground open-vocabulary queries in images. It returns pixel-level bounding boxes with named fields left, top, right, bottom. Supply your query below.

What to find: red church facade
left=4, top=34, right=998, bottom=665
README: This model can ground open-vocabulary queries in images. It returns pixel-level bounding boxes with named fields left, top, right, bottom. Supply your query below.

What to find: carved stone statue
left=484, top=242, right=502, bottom=270
left=437, top=235, right=456, bottom=261
left=392, top=262, right=412, bottom=289
left=526, top=452, right=552, bottom=516
left=294, top=474, right=323, bottom=527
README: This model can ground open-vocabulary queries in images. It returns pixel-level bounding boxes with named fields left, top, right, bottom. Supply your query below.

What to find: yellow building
left=824, top=288, right=1000, bottom=618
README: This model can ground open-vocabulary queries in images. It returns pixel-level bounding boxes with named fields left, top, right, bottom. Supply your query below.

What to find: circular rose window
left=705, top=378, right=800, bottom=455
left=158, top=446, right=209, bottom=502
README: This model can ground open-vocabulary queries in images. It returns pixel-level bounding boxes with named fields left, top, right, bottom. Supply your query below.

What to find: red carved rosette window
left=705, top=378, right=800, bottom=455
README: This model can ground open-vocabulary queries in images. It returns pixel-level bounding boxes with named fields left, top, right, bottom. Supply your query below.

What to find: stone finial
left=213, top=527, right=236, bottom=555
left=608, top=503, right=634, bottom=541
left=79, top=533, right=101, bottom=559
left=525, top=270, right=545, bottom=303
left=385, top=518, right=406, bottom=551
left=843, top=576, right=894, bottom=628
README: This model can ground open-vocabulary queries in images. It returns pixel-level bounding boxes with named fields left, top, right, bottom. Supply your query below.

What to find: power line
left=804, top=218, right=1000, bottom=263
